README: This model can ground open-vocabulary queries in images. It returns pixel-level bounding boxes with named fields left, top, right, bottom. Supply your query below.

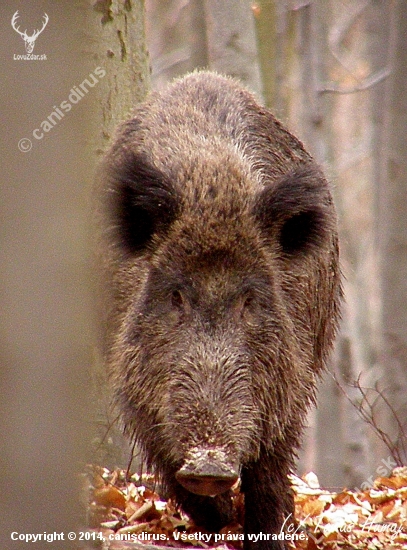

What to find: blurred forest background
left=1, top=0, right=406, bottom=544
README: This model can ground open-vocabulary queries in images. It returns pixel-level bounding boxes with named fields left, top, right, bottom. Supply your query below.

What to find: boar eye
left=235, top=291, right=256, bottom=321
left=242, top=293, right=254, bottom=309
left=280, top=210, right=323, bottom=255
left=171, top=289, right=184, bottom=309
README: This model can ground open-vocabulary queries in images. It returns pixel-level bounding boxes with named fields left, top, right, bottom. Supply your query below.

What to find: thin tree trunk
left=377, top=0, right=407, bottom=464
left=253, top=1, right=278, bottom=110
left=146, top=0, right=208, bottom=89
left=203, top=0, right=263, bottom=97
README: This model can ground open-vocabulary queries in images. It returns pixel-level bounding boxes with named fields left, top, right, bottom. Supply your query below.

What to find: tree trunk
left=377, top=0, right=407, bottom=464
left=146, top=0, right=208, bottom=89
left=146, top=0, right=262, bottom=97
left=88, top=0, right=150, bottom=149
left=203, top=0, right=263, bottom=97
left=86, top=0, right=150, bottom=469
left=0, top=2, right=93, bottom=546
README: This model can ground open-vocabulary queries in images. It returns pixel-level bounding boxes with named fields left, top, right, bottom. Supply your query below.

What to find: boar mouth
left=175, top=447, right=239, bottom=497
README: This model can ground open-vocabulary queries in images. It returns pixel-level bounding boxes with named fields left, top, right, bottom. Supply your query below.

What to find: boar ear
left=254, top=165, right=334, bottom=256
left=107, top=152, right=179, bottom=255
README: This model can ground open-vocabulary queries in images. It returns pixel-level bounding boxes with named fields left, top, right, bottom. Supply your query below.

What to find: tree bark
left=0, top=2, right=94, bottom=546
left=87, top=0, right=150, bottom=151
left=86, top=0, right=150, bottom=469
left=377, top=0, right=407, bottom=464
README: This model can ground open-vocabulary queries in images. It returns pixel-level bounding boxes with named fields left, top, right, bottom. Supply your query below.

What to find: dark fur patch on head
left=107, top=151, right=180, bottom=255
left=253, top=165, right=334, bottom=256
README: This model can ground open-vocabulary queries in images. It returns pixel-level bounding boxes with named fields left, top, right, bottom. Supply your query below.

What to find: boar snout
left=175, top=447, right=239, bottom=496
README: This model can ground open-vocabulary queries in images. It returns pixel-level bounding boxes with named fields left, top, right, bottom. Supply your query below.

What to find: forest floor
left=84, top=465, right=407, bottom=550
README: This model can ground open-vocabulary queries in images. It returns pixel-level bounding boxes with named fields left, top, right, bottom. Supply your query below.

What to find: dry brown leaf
left=302, top=497, right=327, bottom=517
left=93, top=485, right=126, bottom=510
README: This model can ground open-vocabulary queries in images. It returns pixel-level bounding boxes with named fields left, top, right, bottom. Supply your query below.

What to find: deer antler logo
left=11, top=11, right=49, bottom=54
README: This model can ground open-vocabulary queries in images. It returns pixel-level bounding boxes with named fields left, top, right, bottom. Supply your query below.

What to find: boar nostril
left=175, top=472, right=238, bottom=496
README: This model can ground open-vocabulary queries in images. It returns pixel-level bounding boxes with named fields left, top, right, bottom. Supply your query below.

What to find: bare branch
left=329, top=0, right=371, bottom=73
left=319, top=1, right=391, bottom=97
left=329, top=370, right=405, bottom=466
left=373, top=381, right=407, bottom=460
left=319, top=67, right=391, bottom=95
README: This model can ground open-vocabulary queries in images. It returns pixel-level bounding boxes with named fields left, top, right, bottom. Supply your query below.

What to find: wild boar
left=96, top=71, right=342, bottom=549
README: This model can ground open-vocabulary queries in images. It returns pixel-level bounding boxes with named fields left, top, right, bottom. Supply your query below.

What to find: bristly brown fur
left=95, top=71, right=343, bottom=550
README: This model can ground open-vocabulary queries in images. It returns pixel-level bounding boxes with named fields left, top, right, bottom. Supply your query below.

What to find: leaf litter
left=84, top=465, right=407, bottom=549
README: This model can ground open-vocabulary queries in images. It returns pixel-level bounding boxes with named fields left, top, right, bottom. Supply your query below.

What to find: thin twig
left=319, top=67, right=391, bottom=95
left=329, top=370, right=405, bottom=465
